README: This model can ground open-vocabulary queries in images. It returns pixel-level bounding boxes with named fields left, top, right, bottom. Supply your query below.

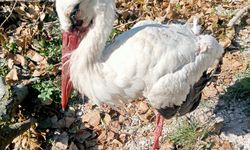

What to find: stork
left=56, top=0, right=224, bottom=149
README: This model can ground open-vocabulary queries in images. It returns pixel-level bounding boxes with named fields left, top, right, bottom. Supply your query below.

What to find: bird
left=56, top=0, right=224, bottom=149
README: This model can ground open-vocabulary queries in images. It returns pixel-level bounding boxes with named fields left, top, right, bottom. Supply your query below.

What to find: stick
left=0, top=118, right=37, bottom=150
left=0, top=0, right=17, bottom=28
left=227, top=5, right=250, bottom=27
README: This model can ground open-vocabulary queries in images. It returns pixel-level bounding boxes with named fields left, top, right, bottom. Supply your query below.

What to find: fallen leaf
left=103, top=114, right=111, bottom=125
left=219, top=37, right=231, bottom=48
left=160, top=140, right=174, bottom=150
left=112, top=139, right=123, bottom=147
left=137, top=101, right=149, bottom=114
left=82, top=111, right=101, bottom=127
left=107, top=131, right=115, bottom=142
left=7, top=58, right=14, bottom=69
left=97, top=130, right=107, bottom=143
left=28, top=61, right=36, bottom=71
left=5, top=68, right=18, bottom=83
left=14, top=54, right=26, bottom=66
left=27, top=50, right=44, bottom=62
left=32, top=70, right=42, bottom=77
left=109, top=121, right=121, bottom=133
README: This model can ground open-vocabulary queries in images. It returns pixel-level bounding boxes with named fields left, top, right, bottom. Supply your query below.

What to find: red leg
left=152, top=111, right=164, bottom=150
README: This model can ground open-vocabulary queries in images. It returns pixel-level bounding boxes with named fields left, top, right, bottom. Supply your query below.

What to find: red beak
left=61, top=31, right=79, bottom=111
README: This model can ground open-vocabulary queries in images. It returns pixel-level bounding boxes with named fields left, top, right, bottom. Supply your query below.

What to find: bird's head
left=56, top=0, right=97, bottom=49
left=56, top=0, right=115, bottom=110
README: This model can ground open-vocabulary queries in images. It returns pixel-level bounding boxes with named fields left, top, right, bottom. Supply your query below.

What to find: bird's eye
left=70, top=3, right=83, bottom=29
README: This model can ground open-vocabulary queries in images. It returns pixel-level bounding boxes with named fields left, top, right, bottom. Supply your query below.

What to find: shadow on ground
left=209, top=77, right=250, bottom=149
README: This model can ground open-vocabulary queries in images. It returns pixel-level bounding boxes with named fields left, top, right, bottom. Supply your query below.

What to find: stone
left=65, top=117, right=75, bottom=128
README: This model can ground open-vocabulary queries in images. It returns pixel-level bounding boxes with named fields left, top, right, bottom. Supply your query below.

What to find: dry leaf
left=137, top=101, right=149, bottom=114
left=160, top=140, right=174, bottom=150
left=202, top=84, right=218, bottom=99
left=112, top=139, right=123, bottom=147
left=5, top=68, right=18, bottom=82
left=32, top=70, right=42, bottom=77
left=28, top=62, right=36, bottom=71
left=82, top=111, right=101, bottom=127
left=109, top=121, right=121, bottom=133
left=103, top=114, right=111, bottom=125
left=107, top=131, right=115, bottom=142
left=219, top=37, right=231, bottom=48
left=15, top=54, right=26, bottom=66
left=98, top=130, right=107, bottom=143
left=27, top=50, right=44, bottom=62
left=7, top=58, right=14, bottom=69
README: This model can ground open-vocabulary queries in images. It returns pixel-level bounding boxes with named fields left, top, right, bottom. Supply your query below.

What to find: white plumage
left=56, top=0, right=224, bottom=148
left=56, top=0, right=223, bottom=109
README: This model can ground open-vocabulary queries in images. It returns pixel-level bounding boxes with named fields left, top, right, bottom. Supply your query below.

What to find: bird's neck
left=72, top=1, right=115, bottom=68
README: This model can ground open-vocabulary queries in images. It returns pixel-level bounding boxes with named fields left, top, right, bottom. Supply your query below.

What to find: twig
left=0, top=0, right=17, bottom=28
left=114, top=18, right=140, bottom=29
left=227, top=4, right=250, bottom=27
left=0, top=118, right=37, bottom=150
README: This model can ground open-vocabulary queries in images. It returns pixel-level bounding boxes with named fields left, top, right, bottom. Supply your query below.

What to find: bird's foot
left=152, top=112, right=164, bottom=150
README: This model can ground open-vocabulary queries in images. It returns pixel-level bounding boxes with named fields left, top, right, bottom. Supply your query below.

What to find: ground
left=0, top=0, right=249, bottom=150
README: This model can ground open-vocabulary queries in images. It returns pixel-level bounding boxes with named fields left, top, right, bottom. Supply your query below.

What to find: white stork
left=56, top=0, right=224, bottom=149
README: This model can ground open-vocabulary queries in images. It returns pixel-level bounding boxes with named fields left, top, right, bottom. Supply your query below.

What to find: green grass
left=219, top=62, right=250, bottom=118
left=221, top=64, right=250, bottom=101
left=32, top=77, right=60, bottom=105
left=3, top=42, right=18, bottom=54
left=30, top=24, right=62, bottom=105
left=0, top=60, right=8, bottom=76
left=168, top=120, right=211, bottom=150
left=32, top=25, right=62, bottom=64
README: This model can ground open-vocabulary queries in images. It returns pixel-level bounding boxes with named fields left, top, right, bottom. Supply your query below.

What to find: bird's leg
left=152, top=111, right=164, bottom=150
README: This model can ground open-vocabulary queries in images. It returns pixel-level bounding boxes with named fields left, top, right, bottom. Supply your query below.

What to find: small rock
left=131, top=115, right=140, bottom=126
left=75, top=143, right=85, bottom=150
left=209, top=117, right=224, bottom=134
left=52, top=132, right=69, bottom=150
left=97, top=145, right=104, bottom=149
left=64, top=106, right=76, bottom=117
left=76, top=110, right=83, bottom=117
left=50, top=115, right=58, bottom=125
left=56, top=119, right=66, bottom=128
left=65, top=117, right=75, bottom=128
left=160, top=140, right=174, bottom=150
left=75, top=130, right=92, bottom=143
left=85, top=140, right=97, bottom=148
left=0, top=77, right=6, bottom=99
left=39, top=117, right=52, bottom=129
left=69, top=142, right=78, bottom=150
